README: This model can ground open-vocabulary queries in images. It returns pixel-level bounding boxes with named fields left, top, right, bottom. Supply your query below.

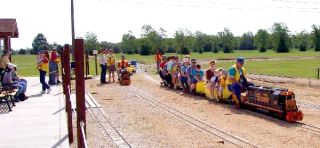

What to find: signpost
left=93, top=50, right=98, bottom=75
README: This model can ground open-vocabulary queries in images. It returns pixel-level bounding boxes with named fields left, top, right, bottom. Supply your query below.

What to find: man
left=154, top=49, right=162, bottom=73
left=3, top=63, right=28, bottom=101
left=117, top=55, right=129, bottom=81
left=226, top=57, right=251, bottom=108
left=99, top=48, right=107, bottom=84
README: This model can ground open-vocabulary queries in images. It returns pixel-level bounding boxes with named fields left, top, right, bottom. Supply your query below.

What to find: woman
left=107, top=49, right=116, bottom=83
left=49, top=49, right=59, bottom=85
left=38, top=51, right=51, bottom=94
left=206, top=60, right=216, bottom=99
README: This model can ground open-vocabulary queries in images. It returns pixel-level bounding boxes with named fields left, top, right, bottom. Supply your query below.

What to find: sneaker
left=47, top=88, right=52, bottom=94
left=41, top=90, right=46, bottom=94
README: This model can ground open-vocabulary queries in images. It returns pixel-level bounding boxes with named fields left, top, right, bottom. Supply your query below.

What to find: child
left=218, top=69, right=229, bottom=100
left=180, top=59, right=189, bottom=93
left=190, top=64, right=204, bottom=92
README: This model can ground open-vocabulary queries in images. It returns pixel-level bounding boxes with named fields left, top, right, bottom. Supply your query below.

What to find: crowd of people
left=158, top=54, right=252, bottom=108
left=99, top=48, right=129, bottom=84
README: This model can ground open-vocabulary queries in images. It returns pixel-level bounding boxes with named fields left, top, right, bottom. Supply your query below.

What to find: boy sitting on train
left=180, top=59, right=190, bottom=93
left=162, top=56, right=174, bottom=87
left=191, top=64, right=204, bottom=93
left=186, top=59, right=197, bottom=93
left=218, top=69, right=231, bottom=101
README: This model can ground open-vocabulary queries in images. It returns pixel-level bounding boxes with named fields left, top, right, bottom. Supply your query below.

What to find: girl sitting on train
left=180, top=59, right=190, bottom=93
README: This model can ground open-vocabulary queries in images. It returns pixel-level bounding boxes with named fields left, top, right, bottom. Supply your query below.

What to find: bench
left=0, top=85, right=18, bottom=111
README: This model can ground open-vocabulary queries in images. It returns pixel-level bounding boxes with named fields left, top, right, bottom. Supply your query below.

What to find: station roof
left=0, top=19, right=19, bottom=38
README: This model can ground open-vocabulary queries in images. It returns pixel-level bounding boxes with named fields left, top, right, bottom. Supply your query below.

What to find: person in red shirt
left=159, top=56, right=167, bottom=83
left=154, top=50, right=162, bottom=73
left=117, top=55, right=129, bottom=81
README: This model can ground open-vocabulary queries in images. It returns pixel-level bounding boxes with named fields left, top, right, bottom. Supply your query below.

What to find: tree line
left=28, top=22, right=320, bottom=55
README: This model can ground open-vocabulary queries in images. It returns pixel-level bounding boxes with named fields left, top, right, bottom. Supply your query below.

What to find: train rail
left=297, top=100, right=320, bottom=112
left=129, top=86, right=258, bottom=148
left=87, top=96, right=132, bottom=148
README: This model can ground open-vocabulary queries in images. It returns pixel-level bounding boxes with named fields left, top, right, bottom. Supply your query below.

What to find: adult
left=99, top=48, right=107, bottom=84
left=186, top=59, right=197, bottom=93
left=154, top=49, right=162, bottom=73
left=0, top=51, right=10, bottom=81
left=2, top=63, right=28, bottom=101
left=107, top=49, right=116, bottom=83
left=206, top=60, right=217, bottom=99
left=37, top=51, right=51, bottom=94
left=49, top=49, right=59, bottom=85
left=226, top=57, right=251, bottom=108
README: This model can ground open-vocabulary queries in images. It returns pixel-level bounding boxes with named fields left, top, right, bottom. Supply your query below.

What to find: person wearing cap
left=117, top=55, right=129, bottom=81
left=180, top=58, right=190, bottom=93
left=186, top=59, right=197, bottom=93
left=107, top=49, right=116, bottom=83
left=99, top=48, right=107, bottom=84
left=37, top=50, right=52, bottom=94
left=226, top=57, right=249, bottom=108
left=154, top=49, right=162, bottom=73
left=2, top=63, right=28, bottom=101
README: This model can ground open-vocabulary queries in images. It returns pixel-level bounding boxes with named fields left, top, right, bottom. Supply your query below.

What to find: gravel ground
left=84, top=72, right=320, bottom=147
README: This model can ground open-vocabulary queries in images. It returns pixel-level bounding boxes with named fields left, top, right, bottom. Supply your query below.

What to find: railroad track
left=299, top=123, right=320, bottom=136
left=128, top=86, right=258, bottom=148
left=297, top=100, right=320, bottom=112
left=87, top=96, right=131, bottom=148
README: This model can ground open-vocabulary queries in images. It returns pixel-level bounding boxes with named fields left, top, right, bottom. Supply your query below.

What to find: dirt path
left=85, top=72, right=320, bottom=147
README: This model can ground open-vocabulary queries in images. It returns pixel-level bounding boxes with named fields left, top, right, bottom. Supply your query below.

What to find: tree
left=101, top=41, right=121, bottom=53
left=121, top=31, right=139, bottom=54
left=296, top=31, right=309, bottom=51
left=31, top=33, right=50, bottom=54
left=84, top=32, right=100, bottom=55
left=311, top=25, right=320, bottom=51
left=218, top=28, right=236, bottom=53
left=18, top=48, right=27, bottom=55
left=254, top=29, right=270, bottom=52
left=174, top=29, right=193, bottom=54
left=271, top=23, right=291, bottom=53
left=239, top=32, right=255, bottom=50
left=140, top=25, right=164, bottom=54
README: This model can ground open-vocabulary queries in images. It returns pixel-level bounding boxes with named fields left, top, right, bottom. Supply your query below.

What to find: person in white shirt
left=99, top=48, right=107, bottom=84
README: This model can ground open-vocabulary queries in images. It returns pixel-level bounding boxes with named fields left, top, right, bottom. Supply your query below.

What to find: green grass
left=209, top=59, right=320, bottom=79
left=9, top=50, right=320, bottom=78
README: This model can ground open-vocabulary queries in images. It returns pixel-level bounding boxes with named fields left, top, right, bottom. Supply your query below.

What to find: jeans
left=228, top=83, right=242, bottom=103
left=39, top=70, right=50, bottom=91
left=156, top=61, right=160, bottom=72
left=100, top=64, right=107, bottom=83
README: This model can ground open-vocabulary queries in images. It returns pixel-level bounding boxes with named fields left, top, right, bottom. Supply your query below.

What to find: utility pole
left=71, top=0, right=75, bottom=61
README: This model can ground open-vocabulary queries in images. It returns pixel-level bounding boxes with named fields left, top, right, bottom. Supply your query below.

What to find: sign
left=93, top=50, right=98, bottom=55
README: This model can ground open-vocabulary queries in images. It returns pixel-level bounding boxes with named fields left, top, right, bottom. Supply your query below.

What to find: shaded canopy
left=0, top=19, right=19, bottom=38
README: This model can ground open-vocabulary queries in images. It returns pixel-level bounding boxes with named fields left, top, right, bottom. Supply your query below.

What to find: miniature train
left=162, top=81, right=303, bottom=122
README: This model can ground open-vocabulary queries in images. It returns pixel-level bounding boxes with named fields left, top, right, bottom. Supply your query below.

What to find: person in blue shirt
left=180, top=59, right=190, bottom=93
left=186, top=59, right=197, bottom=93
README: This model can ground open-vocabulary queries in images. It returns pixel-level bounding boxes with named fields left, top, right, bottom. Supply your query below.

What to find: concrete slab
left=0, top=77, right=69, bottom=148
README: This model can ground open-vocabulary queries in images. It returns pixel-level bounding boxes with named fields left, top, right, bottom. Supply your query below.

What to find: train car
left=119, top=70, right=131, bottom=85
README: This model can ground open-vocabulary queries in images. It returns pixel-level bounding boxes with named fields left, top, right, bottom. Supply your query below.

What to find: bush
left=166, top=47, right=176, bottom=53
left=140, top=44, right=152, bottom=55
left=180, top=47, right=190, bottom=54
left=18, top=49, right=27, bottom=55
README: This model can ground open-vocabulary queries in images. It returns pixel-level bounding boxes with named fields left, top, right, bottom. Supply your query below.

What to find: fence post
left=62, top=44, right=73, bottom=144
left=318, top=68, right=320, bottom=79
left=74, top=39, right=86, bottom=148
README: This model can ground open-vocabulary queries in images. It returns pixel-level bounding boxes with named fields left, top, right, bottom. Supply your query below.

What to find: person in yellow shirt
left=107, top=49, right=116, bottom=83
left=37, top=51, right=51, bottom=94
left=226, top=57, right=253, bottom=108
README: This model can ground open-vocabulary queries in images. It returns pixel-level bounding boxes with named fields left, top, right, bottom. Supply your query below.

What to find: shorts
left=180, top=77, right=188, bottom=84
left=109, top=65, right=116, bottom=71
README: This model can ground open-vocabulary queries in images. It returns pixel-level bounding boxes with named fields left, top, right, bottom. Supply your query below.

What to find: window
left=0, top=38, right=4, bottom=55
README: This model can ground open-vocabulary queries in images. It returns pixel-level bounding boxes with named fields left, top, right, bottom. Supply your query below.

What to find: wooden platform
left=0, top=77, right=69, bottom=148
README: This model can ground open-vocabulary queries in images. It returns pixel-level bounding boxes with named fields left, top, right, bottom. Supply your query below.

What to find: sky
left=0, top=0, right=320, bottom=49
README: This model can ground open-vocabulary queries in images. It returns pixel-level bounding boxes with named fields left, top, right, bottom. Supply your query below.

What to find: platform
left=0, top=77, right=69, bottom=148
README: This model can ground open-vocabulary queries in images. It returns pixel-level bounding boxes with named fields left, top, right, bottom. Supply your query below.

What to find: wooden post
left=74, top=39, right=86, bottom=148
left=95, top=54, right=98, bottom=75
left=62, top=44, right=73, bottom=144
left=318, top=68, right=320, bottom=79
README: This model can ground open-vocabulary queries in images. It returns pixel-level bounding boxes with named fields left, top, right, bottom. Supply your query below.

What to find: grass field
left=10, top=50, right=320, bottom=78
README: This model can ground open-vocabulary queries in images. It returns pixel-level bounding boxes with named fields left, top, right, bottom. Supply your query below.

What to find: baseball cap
left=236, top=57, right=245, bottom=64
